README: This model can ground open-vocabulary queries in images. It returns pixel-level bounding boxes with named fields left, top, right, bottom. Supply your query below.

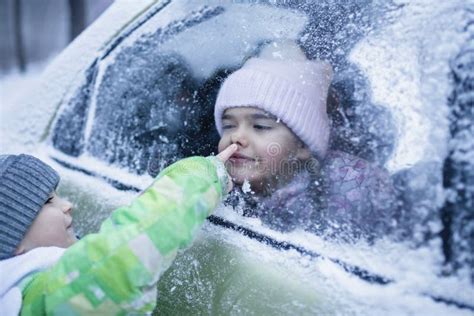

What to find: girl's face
left=218, top=107, right=310, bottom=194
left=16, top=192, right=77, bottom=255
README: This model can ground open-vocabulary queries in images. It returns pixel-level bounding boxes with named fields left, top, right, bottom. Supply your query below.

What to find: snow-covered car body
left=2, top=0, right=474, bottom=314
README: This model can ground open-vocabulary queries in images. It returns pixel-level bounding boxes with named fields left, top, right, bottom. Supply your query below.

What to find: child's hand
left=216, top=144, right=237, bottom=193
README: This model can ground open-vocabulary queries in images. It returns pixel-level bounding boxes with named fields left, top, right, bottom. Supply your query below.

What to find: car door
left=44, top=0, right=474, bottom=314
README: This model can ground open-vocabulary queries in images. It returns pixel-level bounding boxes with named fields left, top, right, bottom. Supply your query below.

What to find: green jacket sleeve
left=20, top=156, right=227, bottom=315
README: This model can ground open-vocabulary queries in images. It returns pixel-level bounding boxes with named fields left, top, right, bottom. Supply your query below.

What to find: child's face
left=218, top=107, right=310, bottom=194
left=16, top=192, right=77, bottom=254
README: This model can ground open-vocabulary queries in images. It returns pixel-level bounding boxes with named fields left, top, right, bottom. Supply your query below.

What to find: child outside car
left=0, top=144, right=236, bottom=315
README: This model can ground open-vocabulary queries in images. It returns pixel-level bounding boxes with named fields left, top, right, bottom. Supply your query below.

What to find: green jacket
left=20, top=156, right=227, bottom=315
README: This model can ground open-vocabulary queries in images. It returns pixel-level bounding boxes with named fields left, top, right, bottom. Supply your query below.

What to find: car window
left=51, top=1, right=308, bottom=175
left=51, top=63, right=96, bottom=157
left=47, top=0, right=474, bottom=313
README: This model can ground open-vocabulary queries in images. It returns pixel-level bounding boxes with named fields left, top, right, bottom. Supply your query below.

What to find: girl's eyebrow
left=250, top=113, right=276, bottom=120
left=222, top=114, right=234, bottom=120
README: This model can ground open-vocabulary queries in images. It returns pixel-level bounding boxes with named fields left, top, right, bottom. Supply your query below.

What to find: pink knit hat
left=214, top=43, right=334, bottom=158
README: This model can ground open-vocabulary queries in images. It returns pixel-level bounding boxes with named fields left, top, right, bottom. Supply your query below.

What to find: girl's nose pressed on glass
left=231, top=129, right=248, bottom=147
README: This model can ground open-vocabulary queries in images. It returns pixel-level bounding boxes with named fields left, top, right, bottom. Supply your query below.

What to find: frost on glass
left=84, top=6, right=229, bottom=175
left=86, top=52, right=197, bottom=174
left=296, top=0, right=397, bottom=165
left=348, top=0, right=474, bottom=285
left=45, top=0, right=474, bottom=308
left=81, top=2, right=308, bottom=176
left=52, top=64, right=96, bottom=156
left=441, top=36, right=474, bottom=282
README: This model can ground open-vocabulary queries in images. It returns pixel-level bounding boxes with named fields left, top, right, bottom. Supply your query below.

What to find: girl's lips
left=230, top=157, right=249, bottom=163
left=229, top=153, right=255, bottom=165
left=230, top=153, right=254, bottom=160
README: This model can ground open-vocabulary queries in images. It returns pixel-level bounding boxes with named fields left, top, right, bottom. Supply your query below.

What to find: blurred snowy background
left=0, top=0, right=113, bottom=134
left=0, top=0, right=112, bottom=73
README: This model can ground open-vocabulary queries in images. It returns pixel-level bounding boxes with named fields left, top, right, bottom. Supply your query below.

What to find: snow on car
left=1, top=0, right=473, bottom=314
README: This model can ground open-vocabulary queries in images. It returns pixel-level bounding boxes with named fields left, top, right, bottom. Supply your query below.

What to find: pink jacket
left=240, top=151, right=397, bottom=239
left=321, top=150, right=397, bottom=239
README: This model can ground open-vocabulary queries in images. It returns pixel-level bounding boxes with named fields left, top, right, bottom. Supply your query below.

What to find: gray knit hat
left=0, top=154, right=60, bottom=259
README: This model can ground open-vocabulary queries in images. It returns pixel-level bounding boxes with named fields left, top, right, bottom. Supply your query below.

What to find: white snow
left=241, top=179, right=253, bottom=194
left=1, top=0, right=473, bottom=314
left=159, top=3, right=307, bottom=80
left=1, top=0, right=157, bottom=154
left=0, top=64, right=46, bottom=153
left=98, top=2, right=307, bottom=82
left=212, top=203, right=474, bottom=315
left=351, top=0, right=472, bottom=173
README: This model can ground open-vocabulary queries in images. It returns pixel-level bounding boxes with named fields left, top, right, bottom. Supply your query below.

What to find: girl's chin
left=231, top=174, right=253, bottom=185
left=231, top=176, right=265, bottom=192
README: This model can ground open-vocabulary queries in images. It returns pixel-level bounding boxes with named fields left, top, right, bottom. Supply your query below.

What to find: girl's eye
left=222, top=124, right=235, bottom=130
left=254, top=124, right=271, bottom=130
left=46, top=196, right=54, bottom=204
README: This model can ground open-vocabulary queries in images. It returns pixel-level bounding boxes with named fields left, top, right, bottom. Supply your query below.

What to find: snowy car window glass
left=85, top=5, right=226, bottom=175
left=51, top=1, right=308, bottom=175
left=51, top=62, right=96, bottom=157
left=41, top=1, right=474, bottom=312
